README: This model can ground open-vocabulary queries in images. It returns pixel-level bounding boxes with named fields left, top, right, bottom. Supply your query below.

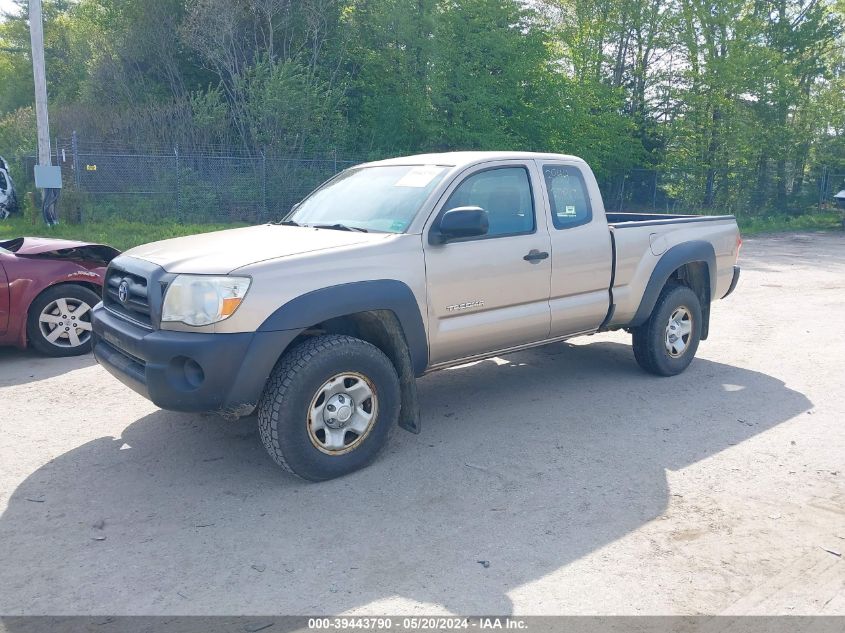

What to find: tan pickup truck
left=92, top=152, right=741, bottom=480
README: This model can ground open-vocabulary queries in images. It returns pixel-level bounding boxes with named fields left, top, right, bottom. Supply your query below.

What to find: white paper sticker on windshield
left=394, top=166, right=444, bottom=188
left=564, top=205, right=577, bottom=216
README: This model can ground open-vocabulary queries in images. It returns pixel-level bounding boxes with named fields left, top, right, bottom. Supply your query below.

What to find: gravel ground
left=0, top=232, right=843, bottom=616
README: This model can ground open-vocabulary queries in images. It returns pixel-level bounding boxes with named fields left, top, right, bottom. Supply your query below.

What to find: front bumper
left=722, top=265, right=741, bottom=299
left=92, top=304, right=298, bottom=416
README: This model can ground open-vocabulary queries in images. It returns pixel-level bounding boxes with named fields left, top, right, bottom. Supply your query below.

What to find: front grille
left=104, top=265, right=154, bottom=327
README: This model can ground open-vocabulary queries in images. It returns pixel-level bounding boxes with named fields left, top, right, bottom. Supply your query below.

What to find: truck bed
left=606, top=212, right=735, bottom=227
left=605, top=212, right=739, bottom=328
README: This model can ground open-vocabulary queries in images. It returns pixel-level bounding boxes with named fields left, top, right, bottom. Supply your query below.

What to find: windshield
left=286, top=165, right=448, bottom=233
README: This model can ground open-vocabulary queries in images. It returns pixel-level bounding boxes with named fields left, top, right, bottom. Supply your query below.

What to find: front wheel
left=258, top=334, right=401, bottom=481
left=26, top=284, right=100, bottom=357
left=632, top=284, right=702, bottom=376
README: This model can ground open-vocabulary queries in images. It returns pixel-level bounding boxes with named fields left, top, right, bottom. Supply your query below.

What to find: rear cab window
left=542, top=165, right=592, bottom=229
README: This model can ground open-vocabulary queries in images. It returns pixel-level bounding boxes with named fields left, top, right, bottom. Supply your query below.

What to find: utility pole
left=29, top=0, right=60, bottom=225
left=29, top=0, right=51, bottom=168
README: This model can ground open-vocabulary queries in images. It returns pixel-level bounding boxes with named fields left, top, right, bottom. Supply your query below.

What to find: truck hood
left=124, top=224, right=388, bottom=274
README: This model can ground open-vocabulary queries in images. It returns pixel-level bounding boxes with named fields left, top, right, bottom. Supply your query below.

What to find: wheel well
left=43, top=280, right=102, bottom=298
left=669, top=262, right=711, bottom=339
left=287, top=310, right=422, bottom=433
left=289, top=310, right=407, bottom=370
left=28, top=281, right=103, bottom=317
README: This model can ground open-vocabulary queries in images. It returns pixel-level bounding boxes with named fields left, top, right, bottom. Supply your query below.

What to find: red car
left=0, top=237, right=119, bottom=356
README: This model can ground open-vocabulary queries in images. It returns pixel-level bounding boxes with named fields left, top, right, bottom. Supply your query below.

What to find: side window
left=543, top=165, right=592, bottom=229
left=443, top=167, right=534, bottom=238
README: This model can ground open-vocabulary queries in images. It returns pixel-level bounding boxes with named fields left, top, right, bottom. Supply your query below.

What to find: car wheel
left=258, top=334, right=401, bottom=481
left=632, top=284, right=702, bottom=376
left=26, top=284, right=100, bottom=357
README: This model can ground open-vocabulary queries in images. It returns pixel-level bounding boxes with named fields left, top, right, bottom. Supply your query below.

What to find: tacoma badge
left=446, top=300, right=484, bottom=312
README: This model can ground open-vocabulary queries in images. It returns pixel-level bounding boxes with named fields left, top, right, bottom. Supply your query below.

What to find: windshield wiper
left=311, top=223, right=369, bottom=233
left=275, top=219, right=302, bottom=226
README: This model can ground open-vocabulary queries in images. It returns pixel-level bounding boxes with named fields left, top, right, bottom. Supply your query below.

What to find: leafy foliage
left=0, top=0, right=843, bottom=216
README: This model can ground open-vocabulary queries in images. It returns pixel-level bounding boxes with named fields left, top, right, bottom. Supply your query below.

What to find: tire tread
left=257, top=334, right=397, bottom=480
left=631, top=283, right=701, bottom=377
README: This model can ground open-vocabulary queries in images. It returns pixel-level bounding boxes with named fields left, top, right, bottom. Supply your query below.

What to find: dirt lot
left=0, top=232, right=843, bottom=616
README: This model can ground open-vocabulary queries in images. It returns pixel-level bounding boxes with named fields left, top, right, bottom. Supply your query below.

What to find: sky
left=0, top=0, right=20, bottom=20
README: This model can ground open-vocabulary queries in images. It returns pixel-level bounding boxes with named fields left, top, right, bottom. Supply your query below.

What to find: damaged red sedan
left=0, top=237, right=119, bottom=356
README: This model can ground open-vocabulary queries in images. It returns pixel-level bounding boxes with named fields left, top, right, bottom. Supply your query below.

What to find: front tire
left=27, top=284, right=100, bottom=357
left=258, top=334, right=401, bottom=481
left=632, top=284, right=702, bottom=376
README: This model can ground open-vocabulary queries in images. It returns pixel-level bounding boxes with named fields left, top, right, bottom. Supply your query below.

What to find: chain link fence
left=15, top=135, right=362, bottom=224
left=6, top=139, right=845, bottom=224
left=600, top=167, right=845, bottom=217
left=818, top=168, right=845, bottom=213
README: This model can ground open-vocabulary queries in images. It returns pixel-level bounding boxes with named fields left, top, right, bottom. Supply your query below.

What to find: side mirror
left=430, top=206, right=489, bottom=244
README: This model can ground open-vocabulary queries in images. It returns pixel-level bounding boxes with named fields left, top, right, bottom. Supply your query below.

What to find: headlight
left=161, top=275, right=251, bottom=326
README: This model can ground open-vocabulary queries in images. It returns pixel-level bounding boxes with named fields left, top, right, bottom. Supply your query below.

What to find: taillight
left=736, top=234, right=742, bottom=259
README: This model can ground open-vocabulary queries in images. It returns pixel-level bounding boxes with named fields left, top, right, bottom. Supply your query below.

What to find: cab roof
left=360, top=151, right=587, bottom=169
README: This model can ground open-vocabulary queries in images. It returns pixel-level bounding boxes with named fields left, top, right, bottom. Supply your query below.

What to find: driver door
left=423, top=161, right=552, bottom=366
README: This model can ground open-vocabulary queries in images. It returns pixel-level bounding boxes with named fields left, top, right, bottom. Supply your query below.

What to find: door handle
left=523, top=249, right=549, bottom=263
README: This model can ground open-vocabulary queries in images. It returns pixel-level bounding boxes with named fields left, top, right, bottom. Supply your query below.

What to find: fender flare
left=257, top=279, right=429, bottom=376
left=628, top=240, right=716, bottom=328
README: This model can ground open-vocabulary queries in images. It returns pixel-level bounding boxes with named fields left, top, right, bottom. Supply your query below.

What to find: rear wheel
left=258, top=334, right=401, bottom=481
left=27, top=284, right=100, bottom=357
left=632, top=284, right=702, bottom=376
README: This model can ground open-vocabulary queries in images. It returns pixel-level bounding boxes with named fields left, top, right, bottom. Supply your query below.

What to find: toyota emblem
left=118, top=280, right=130, bottom=304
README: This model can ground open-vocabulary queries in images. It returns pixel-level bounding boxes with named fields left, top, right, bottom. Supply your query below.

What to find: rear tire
left=27, top=284, right=100, bottom=357
left=632, top=284, right=702, bottom=376
left=257, top=334, right=401, bottom=481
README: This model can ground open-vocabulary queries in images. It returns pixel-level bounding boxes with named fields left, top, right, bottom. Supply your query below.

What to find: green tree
left=341, top=0, right=437, bottom=155
left=430, top=0, right=549, bottom=149
left=0, top=0, right=842, bottom=217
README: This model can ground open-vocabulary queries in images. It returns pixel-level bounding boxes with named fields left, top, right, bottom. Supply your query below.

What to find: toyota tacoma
left=92, top=152, right=741, bottom=480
